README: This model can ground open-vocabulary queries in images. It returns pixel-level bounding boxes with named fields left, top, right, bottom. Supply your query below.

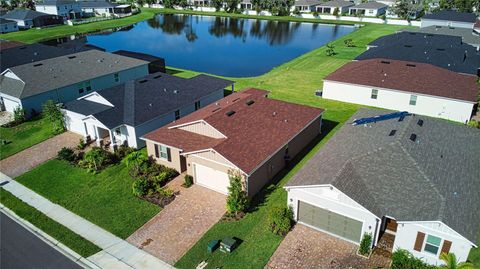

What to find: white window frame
left=371, top=89, right=378, bottom=99
left=422, top=234, right=442, bottom=256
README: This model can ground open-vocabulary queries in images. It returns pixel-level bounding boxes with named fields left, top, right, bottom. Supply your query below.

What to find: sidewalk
left=0, top=172, right=174, bottom=269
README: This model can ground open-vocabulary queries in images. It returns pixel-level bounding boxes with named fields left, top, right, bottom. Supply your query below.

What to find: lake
left=65, top=14, right=355, bottom=77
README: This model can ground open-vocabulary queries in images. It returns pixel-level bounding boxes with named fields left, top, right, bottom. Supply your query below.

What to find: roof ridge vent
left=232, top=98, right=240, bottom=102
left=409, top=133, right=417, bottom=142
left=33, top=63, right=43, bottom=67
left=68, top=55, right=76, bottom=59
left=380, top=60, right=390, bottom=64
left=406, top=63, right=416, bottom=67
left=417, top=119, right=424, bottom=126
left=246, top=100, right=255, bottom=106
left=388, top=129, right=396, bottom=136
left=226, top=110, right=236, bottom=117
left=139, top=79, right=148, bottom=84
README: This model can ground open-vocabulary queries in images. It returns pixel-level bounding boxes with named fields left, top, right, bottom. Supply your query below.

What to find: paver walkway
left=0, top=132, right=81, bottom=178
left=127, top=174, right=226, bottom=265
left=265, top=224, right=391, bottom=269
left=0, top=172, right=173, bottom=269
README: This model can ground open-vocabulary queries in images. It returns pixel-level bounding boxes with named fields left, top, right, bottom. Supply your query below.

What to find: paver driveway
left=266, top=224, right=392, bottom=269
left=127, top=175, right=226, bottom=265
left=0, top=132, right=81, bottom=178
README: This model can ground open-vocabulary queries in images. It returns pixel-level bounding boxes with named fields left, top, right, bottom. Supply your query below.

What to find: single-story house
left=1, top=43, right=95, bottom=72
left=1, top=9, right=63, bottom=28
left=189, top=0, right=210, bottom=7
left=0, top=18, right=18, bottom=33
left=293, top=0, right=323, bottom=12
left=285, top=108, right=479, bottom=266
left=143, top=89, right=324, bottom=196
left=402, top=25, right=480, bottom=49
left=315, top=0, right=354, bottom=15
left=35, top=0, right=82, bottom=19
left=322, top=58, right=478, bottom=123
left=63, top=73, right=233, bottom=149
left=239, top=0, right=252, bottom=10
left=112, top=50, right=165, bottom=74
left=421, top=10, right=477, bottom=29
left=79, top=1, right=131, bottom=17
left=0, top=50, right=149, bottom=116
left=356, top=33, right=480, bottom=76
left=349, top=1, right=388, bottom=16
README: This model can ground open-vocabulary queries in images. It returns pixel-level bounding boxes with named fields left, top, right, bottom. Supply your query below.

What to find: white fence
left=146, top=5, right=420, bottom=26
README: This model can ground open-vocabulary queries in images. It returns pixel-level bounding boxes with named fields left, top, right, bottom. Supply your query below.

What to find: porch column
left=95, top=126, right=101, bottom=147
left=231, top=84, right=235, bottom=93
left=109, top=129, right=116, bottom=151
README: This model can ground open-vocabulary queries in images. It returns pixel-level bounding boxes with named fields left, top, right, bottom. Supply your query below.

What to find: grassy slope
left=1, top=189, right=102, bottom=257
left=16, top=160, right=160, bottom=239
left=0, top=116, right=56, bottom=160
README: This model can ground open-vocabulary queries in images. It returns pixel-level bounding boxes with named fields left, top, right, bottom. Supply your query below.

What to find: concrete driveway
left=127, top=175, right=226, bottom=265
left=266, top=224, right=392, bottom=269
left=0, top=132, right=81, bottom=178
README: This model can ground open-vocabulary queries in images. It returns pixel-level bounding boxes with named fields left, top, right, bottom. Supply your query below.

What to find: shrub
left=158, top=187, right=174, bottom=198
left=115, top=145, right=135, bottom=160
left=184, top=175, right=193, bottom=187
left=13, top=107, right=26, bottom=124
left=132, top=178, right=150, bottom=197
left=325, top=43, right=336, bottom=56
left=332, top=7, right=339, bottom=16
left=359, top=233, right=372, bottom=256
left=391, top=249, right=437, bottom=269
left=123, top=151, right=148, bottom=176
left=57, top=147, right=76, bottom=162
left=467, top=120, right=480, bottom=129
left=344, top=38, right=355, bottom=47
left=78, top=147, right=113, bottom=172
left=312, top=10, right=319, bottom=17
left=226, top=170, right=249, bottom=216
left=293, top=8, right=300, bottom=15
left=77, top=138, right=87, bottom=150
left=267, top=206, right=293, bottom=236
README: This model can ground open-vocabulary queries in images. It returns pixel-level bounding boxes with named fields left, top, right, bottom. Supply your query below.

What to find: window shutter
left=440, top=240, right=452, bottom=256
left=154, top=144, right=159, bottom=158
left=167, top=147, right=171, bottom=162
left=413, top=232, right=425, bottom=251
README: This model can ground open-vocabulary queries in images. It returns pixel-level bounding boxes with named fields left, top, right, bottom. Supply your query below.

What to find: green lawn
left=16, top=160, right=160, bottom=239
left=0, top=116, right=56, bottom=160
left=0, top=189, right=102, bottom=257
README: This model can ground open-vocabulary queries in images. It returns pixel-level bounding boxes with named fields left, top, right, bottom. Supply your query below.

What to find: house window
left=409, top=95, right=417, bottom=106
left=114, top=73, right=119, bottom=82
left=174, top=110, right=180, bottom=120
left=424, top=235, right=441, bottom=255
left=115, top=128, right=121, bottom=135
left=154, top=144, right=169, bottom=160
left=85, top=81, right=92, bottom=91
left=371, top=89, right=378, bottom=99
left=195, top=100, right=201, bottom=111
left=78, top=89, right=84, bottom=94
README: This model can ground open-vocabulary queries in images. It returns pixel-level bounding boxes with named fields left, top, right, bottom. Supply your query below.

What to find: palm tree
left=439, top=253, right=474, bottom=269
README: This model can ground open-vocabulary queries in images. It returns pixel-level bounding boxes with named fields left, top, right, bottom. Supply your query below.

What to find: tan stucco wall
left=146, top=140, right=184, bottom=172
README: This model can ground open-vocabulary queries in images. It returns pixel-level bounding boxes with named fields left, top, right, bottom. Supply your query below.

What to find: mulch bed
left=142, top=193, right=175, bottom=207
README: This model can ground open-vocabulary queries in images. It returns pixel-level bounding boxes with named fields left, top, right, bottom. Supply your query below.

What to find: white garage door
left=298, top=201, right=363, bottom=243
left=193, top=163, right=229, bottom=195
left=2, top=97, right=20, bottom=113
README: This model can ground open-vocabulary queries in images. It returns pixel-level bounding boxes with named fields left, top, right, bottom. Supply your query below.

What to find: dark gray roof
left=317, top=0, right=354, bottom=8
left=422, top=10, right=477, bottom=23
left=0, top=50, right=148, bottom=99
left=357, top=33, right=480, bottom=75
left=79, top=1, right=118, bottom=8
left=37, top=0, right=77, bottom=5
left=1, top=9, right=52, bottom=20
left=294, top=0, right=323, bottom=6
left=0, top=43, right=95, bottom=72
left=112, top=50, right=163, bottom=63
left=0, top=18, right=16, bottom=24
left=351, top=1, right=387, bottom=9
left=64, top=73, right=234, bottom=128
left=402, top=25, right=480, bottom=47
left=286, top=108, right=480, bottom=244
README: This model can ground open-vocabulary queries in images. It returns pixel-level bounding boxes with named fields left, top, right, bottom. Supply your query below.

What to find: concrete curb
left=0, top=204, right=101, bottom=269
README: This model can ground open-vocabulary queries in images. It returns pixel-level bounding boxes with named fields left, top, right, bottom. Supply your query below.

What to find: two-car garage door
left=298, top=201, right=363, bottom=243
left=193, top=163, right=230, bottom=195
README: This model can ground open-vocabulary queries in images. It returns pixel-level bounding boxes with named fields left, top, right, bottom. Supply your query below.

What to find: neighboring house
left=375, top=0, right=395, bottom=6
left=239, top=0, right=252, bottom=10
left=0, top=40, right=24, bottom=51
left=315, top=0, right=354, bottom=15
left=79, top=1, right=131, bottom=17
left=0, top=18, right=18, bottom=33
left=349, top=1, right=388, bottom=16
left=1, top=9, right=63, bottom=28
left=285, top=108, right=480, bottom=266
left=0, top=43, right=95, bottom=72
left=143, top=89, right=324, bottom=196
left=112, top=50, right=166, bottom=74
left=475, top=20, right=480, bottom=34
left=421, top=10, right=477, bottom=29
left=35, top=0, right=82, bottom=19
left=293, top=0, right=323, bottom=12
left=402, top=25, right=480, bottom=49
left=322, top=59, right=478, bottom=123
left=356, top=33, right=480, bottom=76
left=0, top=50, right=149, bottom=116
left=63, top=73, right=233, bottom=149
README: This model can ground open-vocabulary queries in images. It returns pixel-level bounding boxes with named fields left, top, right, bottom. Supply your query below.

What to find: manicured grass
left=0, top=116, right=56, bottom=160
left=16, top=160, right=160, bottom=239
left=0, top=188, right=102, bottom=257
left=175, top=24, right=405, bottom=269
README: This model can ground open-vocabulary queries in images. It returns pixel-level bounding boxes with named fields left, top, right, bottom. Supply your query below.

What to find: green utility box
left=207, top=240, right=219, bottom=253
left=219, top=237, right=237, bottom=253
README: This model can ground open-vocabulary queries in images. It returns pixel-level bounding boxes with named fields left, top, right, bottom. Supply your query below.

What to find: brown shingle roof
left=325, top=58, right=478, bottom=102
left=0, top=40, right=24, bottom=51
left=144, top=89, right=324, bottom=174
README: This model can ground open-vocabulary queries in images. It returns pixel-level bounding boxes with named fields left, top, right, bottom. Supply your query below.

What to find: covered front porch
left=83, top=122, right=129, bottom=151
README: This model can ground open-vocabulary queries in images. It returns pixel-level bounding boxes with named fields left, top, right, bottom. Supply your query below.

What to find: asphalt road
left=0, top=212, right=83, bottom=269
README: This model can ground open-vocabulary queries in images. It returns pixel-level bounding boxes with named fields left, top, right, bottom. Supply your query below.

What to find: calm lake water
left=72, top=14, right=355, bottom=77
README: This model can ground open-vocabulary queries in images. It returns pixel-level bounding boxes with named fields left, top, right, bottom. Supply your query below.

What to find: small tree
left=212, top=0, right=223, bottom=11
left=267, top=206, right=293, bottom=236
left=332, top=7, right=339, bottom=16
left=123, top=151, right=148, bottom=176
left=439, top=252, right=474, bottom=269
left=42, top=100, right=65, bottom=134
left=81, top=147, right=111, bottom=172
left=57, top=147, right=75, bottom=162
left=344, top=38, right=355, bottom=47
left=226, top=170, right=249, bottom=217
left=132, top=177, right=150, bottom=197
left=325, top=43, right=336, bottom=56
left=359, top=233, right=372, bottom=256
left=13, top=106, right=26, bottom=124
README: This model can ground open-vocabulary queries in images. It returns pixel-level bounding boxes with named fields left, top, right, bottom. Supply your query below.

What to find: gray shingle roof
left=37, top=0, right=77, bottom=5
left=1, top=9, right=52, bottom=20
left=351, top=1, right=387, bottom=9
left=0, top=18, right=16, bottom=24
left=422, top=10, right=477, bottom=23
left=286, top=108, right=480, bottom=244
left=317, top=0, right=354, bottom=8
left=402, top=25, right=480, bottom=48
left=64, top=72, right=234, bottom=128
left=294, top=0, right=323, bottom=6
left=0, top=50, right=148, bottom=99
left=79, top=1, right=118, bottom=8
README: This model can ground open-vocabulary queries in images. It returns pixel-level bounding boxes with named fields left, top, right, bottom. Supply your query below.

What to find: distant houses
left=0, top=18, right=18, bottom=33
left=315, top=0, right=354, bottom=15
left=1, top=9, right=63, bottom=28
left=421, top=10, right=477, bottom=29
left=35, top=0, right=82, bottom=20
left=348, top=1, right=387, bottom=16
left=402, top=25, right=480, bottom=49
left=80, top=1, right=132, bottom=17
